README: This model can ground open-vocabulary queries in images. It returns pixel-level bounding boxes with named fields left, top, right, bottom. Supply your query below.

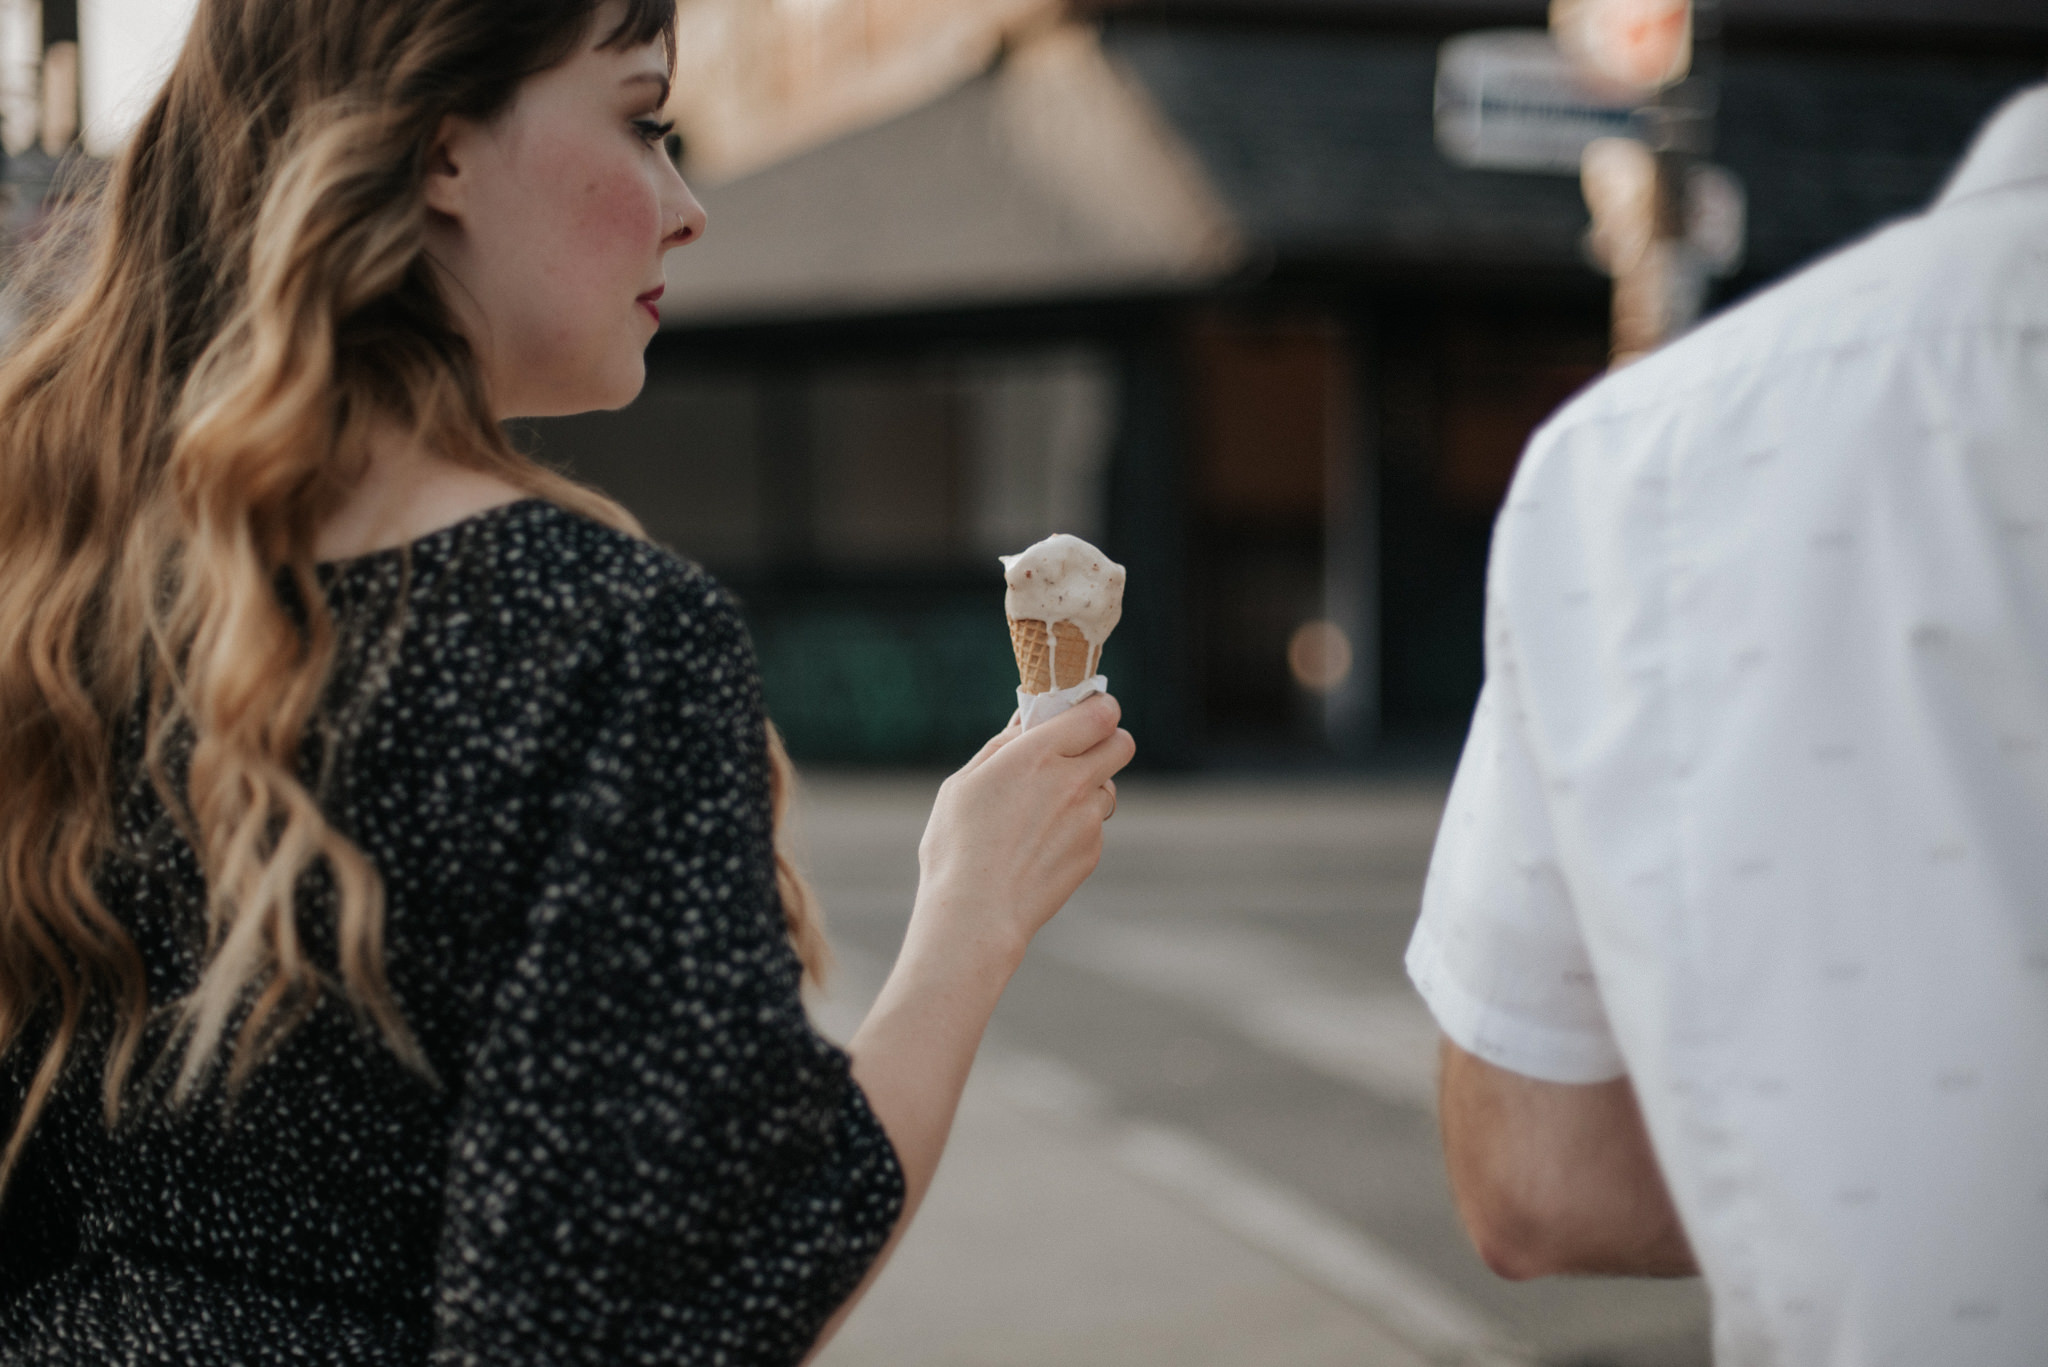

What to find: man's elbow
left=1447, top=1137, right=1702, bottom=1281
left=1477, top=1236, right=1554, bottom=1283
left=1437, top=1039, right=1699, bottom=1281
left=1438, top=1047, right=1583, bottom=1280
left=1454, top=1179, right=1574, bottom=1281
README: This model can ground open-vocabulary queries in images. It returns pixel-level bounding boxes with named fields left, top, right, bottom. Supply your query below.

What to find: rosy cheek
left=570, top=165, right=661, bottom=261
left=527, top=131, right=660, bottom=279
left=570, top=152, right=661, bottom=261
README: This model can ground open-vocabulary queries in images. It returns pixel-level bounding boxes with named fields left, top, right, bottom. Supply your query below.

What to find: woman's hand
left=910, top=693, right=1135, bottom=975
left=814, top=696, right=1134, bottom=1363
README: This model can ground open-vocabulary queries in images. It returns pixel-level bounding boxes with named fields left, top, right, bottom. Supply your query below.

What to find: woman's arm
left=805, top=695, right=1133, bottom=1357
left=433, top=577, right=910, bottom=1366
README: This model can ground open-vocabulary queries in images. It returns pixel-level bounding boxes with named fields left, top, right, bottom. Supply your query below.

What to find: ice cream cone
left=1008, top=616, right=1098, bottom=694
left=1000, top=534, right=1124, bottom=711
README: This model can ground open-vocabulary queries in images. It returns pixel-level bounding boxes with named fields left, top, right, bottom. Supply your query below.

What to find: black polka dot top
left=0, top=499, right=905, bottom=1365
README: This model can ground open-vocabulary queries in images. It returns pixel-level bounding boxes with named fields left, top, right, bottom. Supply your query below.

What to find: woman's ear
left=422, top=115, right=471, bottom=219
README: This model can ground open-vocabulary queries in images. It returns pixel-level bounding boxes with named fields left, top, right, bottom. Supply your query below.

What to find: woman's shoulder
left=346, top=495, right=725, bottom=618
left=488, top=500, right=742, bottom=660
left=331, top=496, right=755, bottom=719
left=509, top=502, right=754, bottom=685
left=479, top=498, right=723, bottom=611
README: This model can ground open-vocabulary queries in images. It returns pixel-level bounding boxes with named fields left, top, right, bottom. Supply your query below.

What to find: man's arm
left=1437, top=1037, right=1698, bottom=1281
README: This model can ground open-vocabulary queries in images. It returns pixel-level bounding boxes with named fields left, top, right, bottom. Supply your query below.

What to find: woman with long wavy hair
left=0, top=0, right=1134, bottom=1360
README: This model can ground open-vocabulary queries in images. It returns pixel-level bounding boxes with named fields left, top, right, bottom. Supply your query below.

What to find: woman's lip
left=637, top=284, right=665, bottom=323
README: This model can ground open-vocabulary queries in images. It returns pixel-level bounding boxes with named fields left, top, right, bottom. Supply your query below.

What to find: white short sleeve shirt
left=1408, top=85, right=2048, bottom=1367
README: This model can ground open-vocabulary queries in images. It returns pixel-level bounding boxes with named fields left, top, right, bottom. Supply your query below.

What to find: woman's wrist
left=899, top=877, right=1030, bottom=996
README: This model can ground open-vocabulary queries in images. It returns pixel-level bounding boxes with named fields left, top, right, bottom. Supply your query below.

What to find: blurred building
left=1, top=0, right=196, bottom=247
left=7, top=0, right=2042, bottom=768
left=0, top=0, right=73, bottom=237
left=529, top=0, right=2044, bottom=767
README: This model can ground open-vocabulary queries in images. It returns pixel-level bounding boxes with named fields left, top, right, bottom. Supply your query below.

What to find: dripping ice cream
left=1000, top=534, right=1125, bottom=725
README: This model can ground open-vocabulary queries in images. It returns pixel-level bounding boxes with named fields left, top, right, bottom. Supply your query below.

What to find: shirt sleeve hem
left=1405, top=927, right=1628, bottom=1085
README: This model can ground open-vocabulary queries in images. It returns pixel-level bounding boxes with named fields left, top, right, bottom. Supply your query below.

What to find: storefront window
left=529, top=343, right=1117, bottom=761
left=807, top=346, right=1115, bottom=567
left=527, top=375, right=769, bottom=569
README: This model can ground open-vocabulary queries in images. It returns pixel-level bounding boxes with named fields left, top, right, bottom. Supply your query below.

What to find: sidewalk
left=808, top=967, right=1442, bottom=1367
left=814, top=1057, right=1437, bottom=1367
left=794, top=774, right=1706, bottom=1367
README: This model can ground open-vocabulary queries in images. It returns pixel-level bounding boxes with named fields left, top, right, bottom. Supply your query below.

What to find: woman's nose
left=665, top=180, right=708, bottom=247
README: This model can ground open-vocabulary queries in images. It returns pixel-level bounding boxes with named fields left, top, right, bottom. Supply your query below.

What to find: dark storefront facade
left=529, top=2, right=2048, bottom=768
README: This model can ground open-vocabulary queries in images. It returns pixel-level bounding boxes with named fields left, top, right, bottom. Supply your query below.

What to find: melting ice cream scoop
left=1001, top=534, right=1126, bottom=694
left=1001, top=534, right=1125, bottom=643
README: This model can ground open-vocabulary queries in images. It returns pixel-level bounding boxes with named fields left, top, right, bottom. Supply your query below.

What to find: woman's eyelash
left=633, top=117, right=677, bottom=145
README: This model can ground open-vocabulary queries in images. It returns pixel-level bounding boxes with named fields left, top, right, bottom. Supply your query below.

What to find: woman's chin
left=505, top=359, right=648, bottom=420
left=591, top=360, right=649, bottom=414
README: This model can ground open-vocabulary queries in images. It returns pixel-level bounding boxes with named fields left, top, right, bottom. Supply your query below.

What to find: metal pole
left=1610, top=0, right=1720, bottom=366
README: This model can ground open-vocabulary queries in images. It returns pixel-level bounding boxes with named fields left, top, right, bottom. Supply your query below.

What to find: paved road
left=802, top=774, right=1711, bottom=1367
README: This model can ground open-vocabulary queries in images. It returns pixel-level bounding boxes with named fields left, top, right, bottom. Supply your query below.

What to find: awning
left=660, top=27, right=1244, bottom=324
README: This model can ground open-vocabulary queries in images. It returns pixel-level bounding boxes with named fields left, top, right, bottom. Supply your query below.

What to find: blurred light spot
left=1287, top=620, right=1353, bottom=694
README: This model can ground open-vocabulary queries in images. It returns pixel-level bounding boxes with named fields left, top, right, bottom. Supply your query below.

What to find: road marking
left=984, top=1048, right=1529, bottom=1367
left=814, top=952, right=1523, bottom=1367
left=1041, top=919, right=1444, bottom=1110
left=1110, top=1121, right=1531, bottom=1367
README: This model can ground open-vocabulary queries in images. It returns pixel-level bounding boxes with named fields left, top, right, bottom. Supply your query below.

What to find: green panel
left=751, top=605, right=1024, bottom=764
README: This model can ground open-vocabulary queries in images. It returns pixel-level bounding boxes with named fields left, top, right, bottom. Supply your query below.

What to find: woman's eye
left=633, top=117, right=677, bottom=147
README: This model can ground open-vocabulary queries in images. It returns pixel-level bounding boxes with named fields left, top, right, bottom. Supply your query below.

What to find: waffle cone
left=1008, top=617, right=1099, bottom=694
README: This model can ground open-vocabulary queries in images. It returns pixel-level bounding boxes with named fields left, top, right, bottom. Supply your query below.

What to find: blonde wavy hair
left=0, top=0, right=827, bottom=1198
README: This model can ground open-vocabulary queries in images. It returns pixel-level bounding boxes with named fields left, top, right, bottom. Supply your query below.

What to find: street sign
left=1549, top=0, right=1692, bottom=93
left=1441, top=2, right=1722, bottom=364
left=1435, top=30, right=1641, bottom=175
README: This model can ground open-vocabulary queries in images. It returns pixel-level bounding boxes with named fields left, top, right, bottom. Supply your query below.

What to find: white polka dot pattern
left=0, top=498, right=905, bottom=1364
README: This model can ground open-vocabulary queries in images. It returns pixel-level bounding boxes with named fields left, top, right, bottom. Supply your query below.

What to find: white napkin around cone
left=1017, top=675, right=1109, bottom=731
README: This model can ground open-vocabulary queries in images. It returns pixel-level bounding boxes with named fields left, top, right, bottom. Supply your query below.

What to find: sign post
left=1552, top=0, right=1729, bottom=365
left=1435, top=2, right=1740, bottom=365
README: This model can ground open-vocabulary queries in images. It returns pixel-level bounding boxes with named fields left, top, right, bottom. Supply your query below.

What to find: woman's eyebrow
left=622, top=71, right=672, bottom=106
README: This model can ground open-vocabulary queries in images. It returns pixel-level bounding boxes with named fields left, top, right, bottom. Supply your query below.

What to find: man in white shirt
left=1407, top=84, right=2048, bottom=1365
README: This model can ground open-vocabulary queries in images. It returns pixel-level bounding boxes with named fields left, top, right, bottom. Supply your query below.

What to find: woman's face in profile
left=423, top=5, right=704, bottom=419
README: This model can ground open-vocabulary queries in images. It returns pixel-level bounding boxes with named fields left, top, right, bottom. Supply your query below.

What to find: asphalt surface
left=801, top=773, right=1711, bottom=1367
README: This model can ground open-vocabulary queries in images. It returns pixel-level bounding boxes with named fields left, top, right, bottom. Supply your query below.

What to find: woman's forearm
left=848, top=907, right=1021, bottom=1208
left=801, top=699, right=1132, bottom=1362
left=801, top=898, right=1023, bottom=1361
